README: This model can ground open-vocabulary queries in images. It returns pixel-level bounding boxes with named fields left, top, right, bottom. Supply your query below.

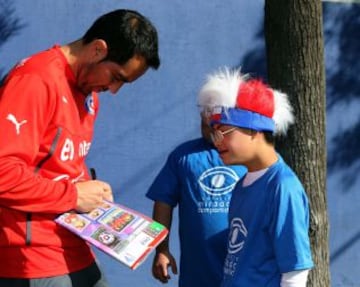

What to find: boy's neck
left=246, top=146, right=278, bottom=172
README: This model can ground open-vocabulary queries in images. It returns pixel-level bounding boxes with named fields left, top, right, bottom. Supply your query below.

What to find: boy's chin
left=220, top=154, right=233, bottom=165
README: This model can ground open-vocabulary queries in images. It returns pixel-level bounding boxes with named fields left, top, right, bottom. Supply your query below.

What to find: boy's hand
left=152, top=250, right=178, bottom=283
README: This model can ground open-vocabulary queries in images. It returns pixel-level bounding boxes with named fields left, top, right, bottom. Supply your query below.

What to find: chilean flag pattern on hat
left=236, top=79, right=274, bottom=118
left=197, top=67, right=294, bottom=135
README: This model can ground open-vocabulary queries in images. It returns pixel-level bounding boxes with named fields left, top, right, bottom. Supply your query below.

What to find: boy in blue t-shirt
left=198, top=67, right=314, bottom=287
left=146, top=112, right=246, bottom=287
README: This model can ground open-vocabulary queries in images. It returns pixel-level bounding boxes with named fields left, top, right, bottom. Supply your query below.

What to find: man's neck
left=60, top=40, right=84, bottom=78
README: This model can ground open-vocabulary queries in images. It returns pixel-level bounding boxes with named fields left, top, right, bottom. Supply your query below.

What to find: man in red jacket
left=0, top=9, right=160, bottom=287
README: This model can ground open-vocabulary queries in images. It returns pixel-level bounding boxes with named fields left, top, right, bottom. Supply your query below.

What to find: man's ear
left=91, top=39, right=108, bottom=61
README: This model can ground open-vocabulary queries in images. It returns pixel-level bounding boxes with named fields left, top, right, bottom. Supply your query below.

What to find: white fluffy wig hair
left=197, top=67, right=294, bottom=135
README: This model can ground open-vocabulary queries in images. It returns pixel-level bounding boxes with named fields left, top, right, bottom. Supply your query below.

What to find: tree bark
left=265, top=1, right=329, bottom=286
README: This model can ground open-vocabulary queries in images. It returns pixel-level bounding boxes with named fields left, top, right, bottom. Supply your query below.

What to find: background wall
left=0, top=1, right=359, bottom=286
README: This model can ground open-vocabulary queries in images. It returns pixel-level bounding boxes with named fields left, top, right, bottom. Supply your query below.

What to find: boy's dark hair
left=82, top=9, right=160, bottom=69
left=264, top=131, right=275, bottom=145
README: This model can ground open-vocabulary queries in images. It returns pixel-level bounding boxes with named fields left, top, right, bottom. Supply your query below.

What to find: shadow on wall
left=236, top=22, right=267, bottom=80
left=324, top=3, right=360, bottom=189
left=0, top=0, right=24, bottom=84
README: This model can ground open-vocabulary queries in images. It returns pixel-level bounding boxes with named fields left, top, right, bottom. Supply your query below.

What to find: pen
left=90, top=168, right=97, bottom=180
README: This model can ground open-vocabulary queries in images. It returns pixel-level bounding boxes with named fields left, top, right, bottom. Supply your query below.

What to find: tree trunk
left=265, top=1, right=329, bottom=286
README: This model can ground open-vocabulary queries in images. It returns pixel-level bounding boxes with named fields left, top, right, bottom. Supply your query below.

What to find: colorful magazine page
left=55, top=200, right=168, bottom=270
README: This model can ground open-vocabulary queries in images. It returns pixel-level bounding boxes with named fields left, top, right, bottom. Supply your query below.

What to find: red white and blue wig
left=197, top=67, right=294, bottom=135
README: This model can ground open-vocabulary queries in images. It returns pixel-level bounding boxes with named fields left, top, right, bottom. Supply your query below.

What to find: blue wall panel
left=1, top=0, right=359, bottom=286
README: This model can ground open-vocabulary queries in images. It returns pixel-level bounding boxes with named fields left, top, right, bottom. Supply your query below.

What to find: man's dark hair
left=82, top=9, right=160, bottom=69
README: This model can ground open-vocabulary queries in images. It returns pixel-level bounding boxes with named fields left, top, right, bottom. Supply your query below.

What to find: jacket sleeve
left=0, top=73, right=77, bottom=213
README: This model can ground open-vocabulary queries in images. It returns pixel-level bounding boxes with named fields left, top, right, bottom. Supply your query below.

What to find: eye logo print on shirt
left=85, top=95, right=95, bottom=115
left=198, top=166, right=239, bottom=196
left=6, top=113, right=27, bottom=135
left=228, top=217, right=248, bottom=254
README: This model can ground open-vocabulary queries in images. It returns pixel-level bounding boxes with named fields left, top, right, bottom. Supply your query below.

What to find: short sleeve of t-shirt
left=269, top=175, right=314, bottom=273
left=146, top=151, right=181, bottom=207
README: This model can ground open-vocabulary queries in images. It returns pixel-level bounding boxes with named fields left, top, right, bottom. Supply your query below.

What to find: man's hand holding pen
left=74, top=169, right=114, bottom=213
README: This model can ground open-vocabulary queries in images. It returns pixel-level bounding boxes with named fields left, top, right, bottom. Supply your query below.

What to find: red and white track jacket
left=0, top=46, right=98, bottom=278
